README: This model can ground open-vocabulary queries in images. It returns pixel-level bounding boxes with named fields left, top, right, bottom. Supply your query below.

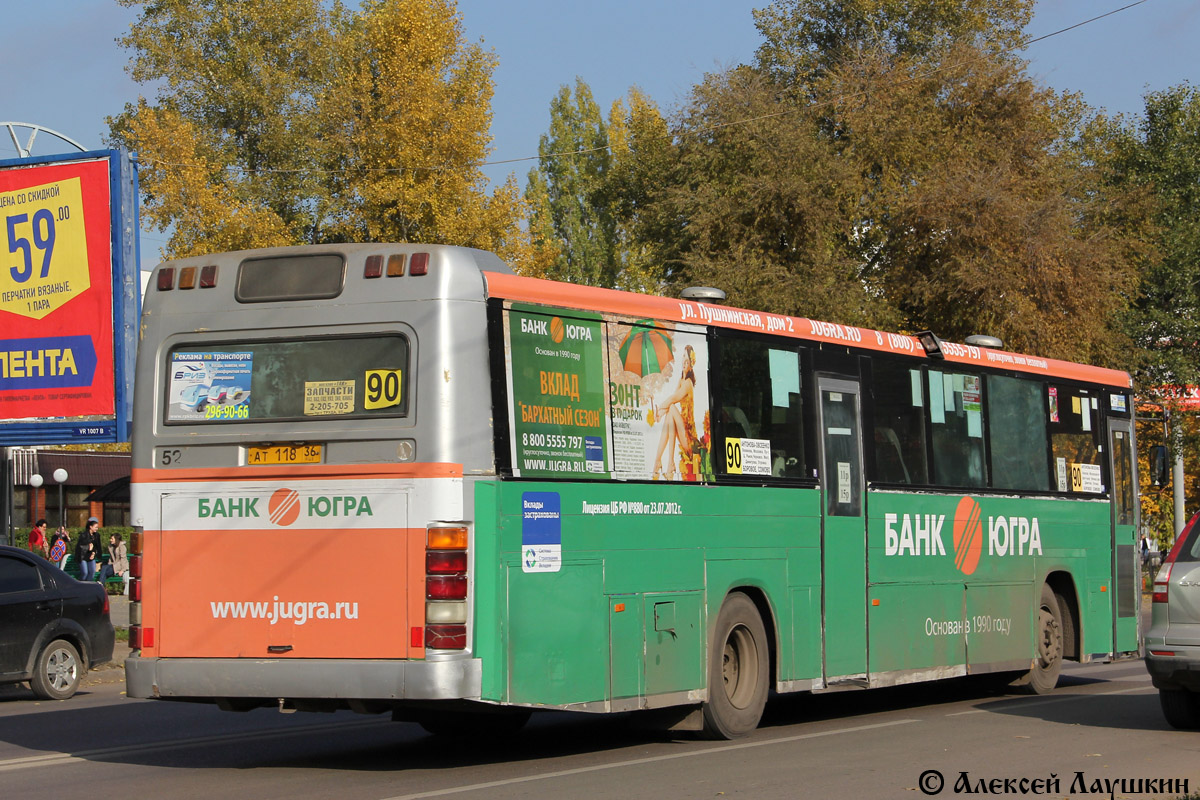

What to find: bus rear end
left=125, top=245, right=505, bottom=712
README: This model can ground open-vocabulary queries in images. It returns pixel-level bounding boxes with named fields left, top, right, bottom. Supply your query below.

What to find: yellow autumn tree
left=109, top=0, right=545, bottom=269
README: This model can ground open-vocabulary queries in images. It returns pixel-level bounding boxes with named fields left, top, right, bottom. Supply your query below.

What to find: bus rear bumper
left=125, top=655, right=482, bottom=702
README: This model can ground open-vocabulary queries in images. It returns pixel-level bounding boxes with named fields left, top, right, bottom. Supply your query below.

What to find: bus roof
left=484, top=272, right=1132, bottom=390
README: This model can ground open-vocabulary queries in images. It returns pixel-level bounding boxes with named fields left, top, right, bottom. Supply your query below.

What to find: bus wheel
left=415, top=709, right=532, bottom=737
left=701, top=593, right=768, bottom=739
left=1015, top=585, right=1063, bottom=695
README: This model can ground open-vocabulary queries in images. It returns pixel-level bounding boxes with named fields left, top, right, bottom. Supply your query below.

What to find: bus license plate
left=247, top=444, right=323, bottom=465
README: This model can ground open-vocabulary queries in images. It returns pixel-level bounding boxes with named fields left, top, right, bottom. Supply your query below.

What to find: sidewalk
left=90, top=594, right=132, bottom=683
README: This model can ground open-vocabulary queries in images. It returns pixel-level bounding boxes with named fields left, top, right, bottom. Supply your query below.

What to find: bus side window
left=868, top=360, right=929, bottom=485
left=989, top=375, right=1051, bottom=492
left=927, top=369, right=987, bottom=488
left=1048, top=385, right=1103, bottom=494
left=715, top=336, right=807, bottom=479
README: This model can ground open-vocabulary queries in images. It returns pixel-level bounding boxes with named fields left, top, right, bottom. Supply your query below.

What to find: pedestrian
left=1140, top=533, right=1150, bottom=565
left=27, top=518, right=49, bottom=559
left=49, top=526, right=70, bottom=569
left=98, top=531, right=128, bottom=584
left=75, top=517, right=101, bottom=582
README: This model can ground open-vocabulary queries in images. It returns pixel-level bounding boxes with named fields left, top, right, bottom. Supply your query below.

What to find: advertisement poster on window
left=506, top=307, right=609, bottom=478
left=607, top=322, right=713, bottom=481
left=166, top=352, right=254, bottom=422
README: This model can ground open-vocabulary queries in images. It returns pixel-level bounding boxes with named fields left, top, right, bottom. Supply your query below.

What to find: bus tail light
left=428, top=526, right=468, bottom=550
left=425, top=625, right=466, bottom=649
left=178, top=266, right=197, bottom=289
left=426, top=550, right=467, bottom=574
left=410, top=253, right=429, bottom=276
left=128, top=525, right=144, bottom=652
left=364, top=254, right=384, bottom=278
left=157, top=268, right=175, bottom=291
left=130, top=626, right=154, bottom=649
left=199, top=265, right=218, bottom=288
left=425, top=524, right=468, bottom=650
left=425, top=601, right=467, bottom=623
left=426, top=575, right=466, bottom=599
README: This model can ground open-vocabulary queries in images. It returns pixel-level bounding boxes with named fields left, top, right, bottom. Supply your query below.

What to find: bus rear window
left=165, top=335, right=408, bottom=424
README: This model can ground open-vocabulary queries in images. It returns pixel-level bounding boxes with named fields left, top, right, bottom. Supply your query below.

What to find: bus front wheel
left=701, top=593, right=769, bottom=739
left=1014, top=584, right=1064, bottom=695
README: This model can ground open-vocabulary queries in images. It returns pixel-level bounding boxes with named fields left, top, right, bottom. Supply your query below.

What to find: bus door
left=1108, top=418, right=1139, bottom=654
left=817, top=377, right=868, bottom=681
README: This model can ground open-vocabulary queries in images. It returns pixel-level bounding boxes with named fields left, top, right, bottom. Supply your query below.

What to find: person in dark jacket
left=75, top=517, right=101, bottom=581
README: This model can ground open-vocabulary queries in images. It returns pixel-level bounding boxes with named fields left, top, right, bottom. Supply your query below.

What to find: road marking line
left=948, top=684, right=1155, bottom=716
left=380, top=718, right=920, bottom=800
left=0, top=718, right=389, bottom=773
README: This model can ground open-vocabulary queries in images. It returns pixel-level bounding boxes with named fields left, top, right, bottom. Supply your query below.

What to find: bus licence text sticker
left=522, top=491, right=561, bottom=573
left=304, top=380, right=355, bottom=415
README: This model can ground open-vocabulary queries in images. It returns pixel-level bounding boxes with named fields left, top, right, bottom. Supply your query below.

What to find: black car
left=0, top=545, right=115, bottom=699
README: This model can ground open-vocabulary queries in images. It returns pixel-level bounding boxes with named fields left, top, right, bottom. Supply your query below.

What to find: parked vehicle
left=1145, top=513, right=1200, bottom=729
left=0, top=545, right=115, bottom=699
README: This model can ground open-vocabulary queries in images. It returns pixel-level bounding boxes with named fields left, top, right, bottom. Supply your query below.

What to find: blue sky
left=2, top=0, right=1196, bottom=265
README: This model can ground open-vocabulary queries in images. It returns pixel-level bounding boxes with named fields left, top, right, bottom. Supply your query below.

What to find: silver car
left=1145, top=512, right=1200, bottom=729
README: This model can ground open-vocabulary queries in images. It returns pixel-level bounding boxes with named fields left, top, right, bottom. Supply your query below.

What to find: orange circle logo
left=952, top=496, right=983, bottom=575
left=268, top=488, right=301, bottom=527
left=550, top=317, right=565, bottom=343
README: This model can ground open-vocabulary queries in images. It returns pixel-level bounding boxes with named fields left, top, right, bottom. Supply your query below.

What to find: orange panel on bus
left=151, top=527, right=426, bottom=659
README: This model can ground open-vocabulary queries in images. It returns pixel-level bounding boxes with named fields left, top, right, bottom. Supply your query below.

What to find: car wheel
left=30, top=639, right=82, bottom=701
left=1159, top=689, right=1200, bottom=730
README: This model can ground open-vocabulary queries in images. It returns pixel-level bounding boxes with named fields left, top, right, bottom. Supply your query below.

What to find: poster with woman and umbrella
left=609, top=320, right=713, bottom=481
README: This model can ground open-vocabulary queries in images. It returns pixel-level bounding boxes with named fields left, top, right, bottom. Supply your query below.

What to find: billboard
left=0, top=149, right=139, bottom=443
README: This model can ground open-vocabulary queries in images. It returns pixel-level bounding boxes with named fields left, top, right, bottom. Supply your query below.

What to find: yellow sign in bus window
left=364, top=369, right=403, bottom=410
left=304, top=380, right=355, bottom=415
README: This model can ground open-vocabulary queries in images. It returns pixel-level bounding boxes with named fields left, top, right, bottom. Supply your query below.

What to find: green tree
left=820, top=43, right=1137, bottom=363
left=1106, top=84, right=1200, bottom=390
left=525, top=79, right=618, bottom=287
left=604, top=89, right=673, bottom=293
left=110, top=0, right=543, bottom=268
left=753, top=0, right=1031, bottom=89
left=656, top=67, right=876, bottom=323
left=649, top=0, right=1138, bottom=365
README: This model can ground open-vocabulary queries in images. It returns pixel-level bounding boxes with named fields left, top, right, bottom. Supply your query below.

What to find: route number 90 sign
left=0, top=153, right=128, bottom=429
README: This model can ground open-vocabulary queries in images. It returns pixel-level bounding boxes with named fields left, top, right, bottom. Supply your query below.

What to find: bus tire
left=1014, top=584, right=1063, bottom=695
left=701, top=592, right=769, bottom=739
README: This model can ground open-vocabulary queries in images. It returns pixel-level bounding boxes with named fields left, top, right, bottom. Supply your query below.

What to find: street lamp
left=52, top=468, right=67, bottom=528
left=29, top=473, right=43, bottom=526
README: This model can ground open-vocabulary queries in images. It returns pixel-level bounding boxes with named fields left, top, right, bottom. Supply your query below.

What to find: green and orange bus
left=125, top=244, right=1140, bottom=738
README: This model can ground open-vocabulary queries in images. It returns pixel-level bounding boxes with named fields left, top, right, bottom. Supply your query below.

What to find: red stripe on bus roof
left=484, top=272, right=1131, bottom=389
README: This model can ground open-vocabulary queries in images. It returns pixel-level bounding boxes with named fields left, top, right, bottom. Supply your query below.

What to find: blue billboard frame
left=0, top=148, right=140, bottom=444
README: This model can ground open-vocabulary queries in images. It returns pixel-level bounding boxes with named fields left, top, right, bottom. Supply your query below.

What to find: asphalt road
left=0, top=655, right=1195, bottom=800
